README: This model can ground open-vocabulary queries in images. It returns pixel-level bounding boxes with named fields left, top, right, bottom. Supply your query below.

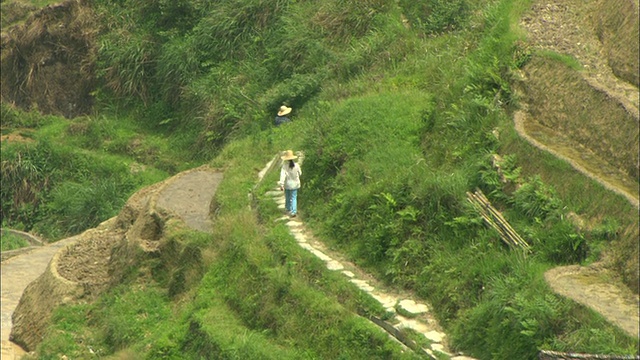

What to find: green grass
left=10, top=0, right=639, bottom=358
left=1, top=231, right=30, bottom=251
left=538, top=50, right=583, bottom=71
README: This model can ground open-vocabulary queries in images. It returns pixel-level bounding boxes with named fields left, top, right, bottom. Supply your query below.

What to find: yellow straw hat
left=277, top=105, right=292, bottom=116
left=281, top=150, right=297, bottom=160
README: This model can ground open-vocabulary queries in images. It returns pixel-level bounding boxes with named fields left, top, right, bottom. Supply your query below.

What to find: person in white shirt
left=278, top=150, right=302, bottom=217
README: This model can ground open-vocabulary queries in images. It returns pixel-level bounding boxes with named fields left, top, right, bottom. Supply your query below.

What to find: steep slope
left=514, top=0, right=639, bottom=339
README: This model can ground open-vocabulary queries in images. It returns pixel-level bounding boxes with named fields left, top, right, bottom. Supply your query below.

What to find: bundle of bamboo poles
left=466, top=189, right=531, bottom=252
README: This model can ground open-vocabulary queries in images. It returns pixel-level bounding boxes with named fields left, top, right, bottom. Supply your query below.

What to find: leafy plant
left=511, top=175, right=562, bottom=220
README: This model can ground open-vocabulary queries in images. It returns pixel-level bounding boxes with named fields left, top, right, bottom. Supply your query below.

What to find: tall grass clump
left=0, top=138, right=142, bottom=238
left=1, top=231, right=30, bottom=251
left=97, top=29, right=157, bottom=106
left=310, top=0, right=390, bottom=42
left=1, top=102, right=57, bottom=130
left=39, top=176, right=133, bottom=236
left=398, top=0, right=471, bottom=34
left=0, top=143, right=52, bottom=231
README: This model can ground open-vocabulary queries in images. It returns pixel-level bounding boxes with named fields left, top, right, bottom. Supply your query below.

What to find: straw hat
left=277, top=105, right=292, bottom=116
left=281, top=150, right=297, bottom=160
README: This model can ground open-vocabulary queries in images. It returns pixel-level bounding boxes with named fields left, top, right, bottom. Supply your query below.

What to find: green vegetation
left=1, top=231, right=30, bottom=251
left=1, top=104, right=176, bottom=239
left=2, top=0, right=638, bottom=359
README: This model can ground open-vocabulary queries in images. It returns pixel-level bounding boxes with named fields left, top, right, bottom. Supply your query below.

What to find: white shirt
left=279, top=162, right=302, bottom=190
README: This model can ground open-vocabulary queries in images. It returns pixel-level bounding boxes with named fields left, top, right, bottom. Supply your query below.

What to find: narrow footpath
left=1, top=236, right=80, bottom=358
left=257, top=155, right=476, bottom=360
left=3, top=154, right=635, bottom=359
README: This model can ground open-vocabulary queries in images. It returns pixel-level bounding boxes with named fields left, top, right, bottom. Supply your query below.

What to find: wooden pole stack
left=466, top=189, right=531, bottom=252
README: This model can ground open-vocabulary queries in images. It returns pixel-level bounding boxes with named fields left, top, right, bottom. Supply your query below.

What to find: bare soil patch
left=1, top=0, right=97, bottom=118
left=0, top=133, right=35, bottom=144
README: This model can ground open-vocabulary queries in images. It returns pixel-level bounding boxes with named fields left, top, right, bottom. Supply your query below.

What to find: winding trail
left=256, top=154, right=476, bottom=359
left=1, top=237, right=80, bottom=358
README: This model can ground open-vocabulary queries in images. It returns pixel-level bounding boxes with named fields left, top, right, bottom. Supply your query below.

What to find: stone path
left=258, top=156, right=475, bottom=360
left=1, top=235, right=80, bottom=358
left=155, top=169, right=223, bottom=233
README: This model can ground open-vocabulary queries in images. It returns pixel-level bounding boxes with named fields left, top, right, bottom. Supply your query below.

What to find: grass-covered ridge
left=2, top=0, right=638, bottom=358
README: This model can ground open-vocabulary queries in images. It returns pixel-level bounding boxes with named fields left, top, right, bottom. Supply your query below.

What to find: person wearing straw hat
left=278, top=150, right=302, bottom=217
left=274, top=105, right=292, bottom=126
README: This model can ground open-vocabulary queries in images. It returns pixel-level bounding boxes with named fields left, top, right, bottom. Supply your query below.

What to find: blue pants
left=285, top=189, right=298, bottom=215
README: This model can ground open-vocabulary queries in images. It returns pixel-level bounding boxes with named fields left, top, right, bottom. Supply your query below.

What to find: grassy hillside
left=1, top=0, right=638, bottom=359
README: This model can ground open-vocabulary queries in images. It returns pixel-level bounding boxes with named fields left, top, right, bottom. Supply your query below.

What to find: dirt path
left=517, top=0, right=640, bottom=340
left=1, top=235, right=80, bottom=358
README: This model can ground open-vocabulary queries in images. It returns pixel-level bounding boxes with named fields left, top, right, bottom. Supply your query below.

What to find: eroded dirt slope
left=1, top=0, right=97, bottom=118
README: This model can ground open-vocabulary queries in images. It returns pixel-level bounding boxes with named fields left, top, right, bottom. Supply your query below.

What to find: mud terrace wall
left=9, top=178, right=172, bottom=351
left=9, top=233, right=86, bottom=351
left=9, top=166, right=219, bottom=352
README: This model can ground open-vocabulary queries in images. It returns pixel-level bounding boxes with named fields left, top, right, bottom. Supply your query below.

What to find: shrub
left=533, top=220, right=588, bottom=264
left=511, top=175, right=562, bottom=220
